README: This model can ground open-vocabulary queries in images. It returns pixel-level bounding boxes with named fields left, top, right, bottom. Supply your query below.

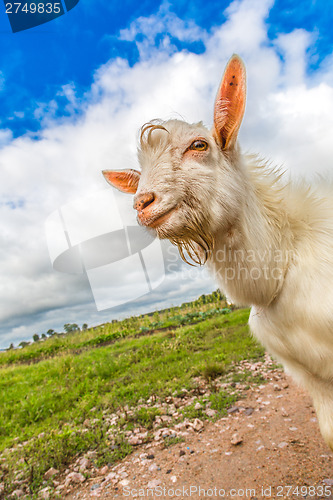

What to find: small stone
left=38, top=487, right=51, bottom=499
left=79, top=458, right=91, bottom=472
left=289, top=427, right=298, bottom=431
left=65, top=472, right=86, bottom=486
left=99, top=465, right=109, bottom=475
left=194, top=402, right=202, bottom=410
left=245, top=408, right=254, bottom=416
left=205, top=408, right=217, bottom=418
left=166, top=469, right=172, bottom=474
left=11, top=490, right=24, bottom=498
left=128, top=435, right=142, bottom=446
left=44, top=467, right=59, bottom=480
left=179, top=450, right=186, bottom=457
left=192, top=418, right=204, bottom=432
left=91, top=483, right=101, bottom=491
left=281, top=408, right=289, bottom=417
left=119, top=479, right=130, bottom=487
left=147, top=454, right=155, bottom=460
left=323, top=479, right=333, bottom=486
left=170, top=475, right=177, bottom=483
left=278, top=441, right=288, bottom=448
left=105, top=472, right=117, bottom=482
left=148, top=463, right=158, bottom=472
left=231, top=433, right=243, bottom=446
left=227, top=406, right=239, bottom=414
left=147, top=479, right=161, bottom=488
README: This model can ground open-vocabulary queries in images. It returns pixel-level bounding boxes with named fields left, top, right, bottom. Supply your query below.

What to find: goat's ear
left=102, top=169, right=140, bottom=194
left=213, top=54, right=246, bottom=150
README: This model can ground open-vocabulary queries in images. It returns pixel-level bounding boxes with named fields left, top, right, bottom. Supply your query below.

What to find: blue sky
left=0, top=0, right=332, bottom=137
left=0, top=0, right=333, bottom=348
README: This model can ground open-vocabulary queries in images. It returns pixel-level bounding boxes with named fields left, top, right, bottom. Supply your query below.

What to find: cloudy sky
left=0, top=0, right=332, bottom=348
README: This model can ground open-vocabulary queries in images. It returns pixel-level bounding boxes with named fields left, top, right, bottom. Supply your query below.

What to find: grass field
left=0, top=293, right=269, bottom=497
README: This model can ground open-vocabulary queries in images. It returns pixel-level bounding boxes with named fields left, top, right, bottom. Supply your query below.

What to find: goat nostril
left=135, top=192, right=155, bottom=211
left=142, top=193, right=155, bottom=209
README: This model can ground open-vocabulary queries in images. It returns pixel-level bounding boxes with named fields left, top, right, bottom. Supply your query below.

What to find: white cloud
left=0, top=0, right=333, bottom=347
left=275, top=29, right=313, bottom=86
left=119, top=1, right=207, bottom=60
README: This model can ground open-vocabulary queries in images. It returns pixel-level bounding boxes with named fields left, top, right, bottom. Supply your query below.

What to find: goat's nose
left=134, top=192, right=155, bottom=212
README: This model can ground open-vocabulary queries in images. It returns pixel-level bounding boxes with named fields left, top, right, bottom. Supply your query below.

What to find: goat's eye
left=189, top=140, right=208, bottom=151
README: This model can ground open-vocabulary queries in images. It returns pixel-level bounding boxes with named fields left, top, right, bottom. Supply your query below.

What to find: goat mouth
left=138, top=206, right=177, bottom=228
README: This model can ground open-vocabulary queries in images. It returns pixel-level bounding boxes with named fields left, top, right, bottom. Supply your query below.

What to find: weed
left=192, top=361, right=227, bottom=382
left=164, top=436, right=185, bottom=447
left=209, top=391, right=240, bottom=415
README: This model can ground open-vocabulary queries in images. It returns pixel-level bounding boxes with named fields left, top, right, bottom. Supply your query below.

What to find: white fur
left=104, top=59, right=333, bottom=450
left=135, top=119, right=333, bottom=448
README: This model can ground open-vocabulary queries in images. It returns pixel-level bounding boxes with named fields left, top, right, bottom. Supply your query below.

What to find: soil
left=65, top=369, right=333, bottom=500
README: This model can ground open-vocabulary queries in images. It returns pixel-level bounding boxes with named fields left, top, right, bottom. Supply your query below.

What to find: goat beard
left=155, top=212, right=215, bottom=266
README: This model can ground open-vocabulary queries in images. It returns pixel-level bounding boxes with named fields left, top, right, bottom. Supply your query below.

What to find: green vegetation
left=0, top=291, right=229, bottom=367
left=0, top=292, right=269, bottom=497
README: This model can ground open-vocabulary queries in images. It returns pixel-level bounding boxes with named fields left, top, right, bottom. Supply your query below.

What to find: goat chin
left=152, top=211, right=215, bottom=266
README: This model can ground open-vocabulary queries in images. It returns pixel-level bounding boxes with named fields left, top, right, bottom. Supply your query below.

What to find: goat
left=103, top=55, right=333, bottom=450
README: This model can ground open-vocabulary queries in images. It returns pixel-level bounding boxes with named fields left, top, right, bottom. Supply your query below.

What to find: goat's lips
left=137, top=207, right=176, bottom=228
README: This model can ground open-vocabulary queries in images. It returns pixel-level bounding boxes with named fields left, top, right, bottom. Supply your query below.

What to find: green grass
left=0, top=300, right=269, bottom=497
left=0, top=299, right=230, bottom=367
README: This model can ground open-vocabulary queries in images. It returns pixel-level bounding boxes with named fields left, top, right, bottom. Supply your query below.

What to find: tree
left=82, top=323, right=88, bottom=331
left=41, top=333, right=47, bottom=339
left=153, top=311, right=160, bottom=323
left=33, top=334, right=39, bottom=342
left=196, top=294, right=206, bottom=306
left=64, top=323, right=80, bottom=333
left=8, top=343, right=14, bottom=350
left=47, top=329, right=55, bottom=336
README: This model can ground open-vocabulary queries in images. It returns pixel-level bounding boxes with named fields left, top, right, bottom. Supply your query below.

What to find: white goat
left=103, top=55, right=333, bottom=450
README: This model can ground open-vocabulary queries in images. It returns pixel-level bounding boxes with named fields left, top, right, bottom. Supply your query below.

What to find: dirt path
left=65, top=369, right=333, bottom=500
